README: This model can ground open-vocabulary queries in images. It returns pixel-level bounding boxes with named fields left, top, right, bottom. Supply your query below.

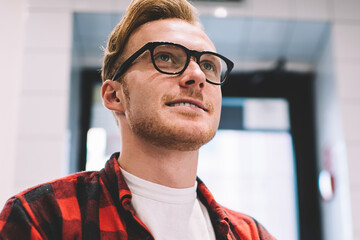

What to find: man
left=0, top=0, right=275, bottom=239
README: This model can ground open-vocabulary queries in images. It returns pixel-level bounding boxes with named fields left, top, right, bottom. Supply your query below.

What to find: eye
left=157, top=53, right=172, bottom=62
left=201, top=62, right=215, bottom=71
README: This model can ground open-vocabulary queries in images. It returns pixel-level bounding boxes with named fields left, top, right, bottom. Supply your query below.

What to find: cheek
left=126, top=86, right=160, bottom=117
left=212, top=88, right=222, bottom=112
left=213, top=90, right=222, bottom=124
left=214, top=104, right=222, bottom=127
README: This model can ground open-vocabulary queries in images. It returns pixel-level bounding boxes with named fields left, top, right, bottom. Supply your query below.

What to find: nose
left=179, top=58, right=206, bottom=89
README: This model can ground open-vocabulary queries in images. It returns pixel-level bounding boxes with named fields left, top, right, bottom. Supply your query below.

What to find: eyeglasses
left=111, top=41, right=234, bottom=85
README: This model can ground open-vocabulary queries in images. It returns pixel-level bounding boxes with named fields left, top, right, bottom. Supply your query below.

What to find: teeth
left=170, top=102, right=199, bottom=108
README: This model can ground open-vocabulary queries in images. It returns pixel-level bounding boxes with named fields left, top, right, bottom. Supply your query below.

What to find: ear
left=101, top=80, right=125, bottom=113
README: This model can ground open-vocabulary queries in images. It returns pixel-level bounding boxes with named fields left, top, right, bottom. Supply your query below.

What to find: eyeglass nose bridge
left=187, top=49, right=203, bottom=65
left=181, top=49, right=207, bottom=74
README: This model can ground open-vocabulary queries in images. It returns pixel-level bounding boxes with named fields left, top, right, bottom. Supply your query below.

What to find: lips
left=165, top=98, right=208, bottom=111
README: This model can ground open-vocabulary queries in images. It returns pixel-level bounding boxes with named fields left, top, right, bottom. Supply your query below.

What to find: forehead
left=126, top=18, right=216, bottom=54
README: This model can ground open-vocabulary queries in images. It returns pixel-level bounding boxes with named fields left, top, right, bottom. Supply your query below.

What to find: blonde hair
left=101, top=0, right=200, bottom=82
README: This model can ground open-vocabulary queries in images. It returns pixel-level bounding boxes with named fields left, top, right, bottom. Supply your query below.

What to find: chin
left=151, top=127, right=216, bottom=151
left=129, top=113, right=218, bottom=151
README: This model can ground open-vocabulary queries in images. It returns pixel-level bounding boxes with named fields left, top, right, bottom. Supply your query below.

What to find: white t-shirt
left=121, top=168, right=216, bottom=240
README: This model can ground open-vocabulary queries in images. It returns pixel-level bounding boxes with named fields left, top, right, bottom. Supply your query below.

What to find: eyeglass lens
left=152, top=44, right=227, bottom=84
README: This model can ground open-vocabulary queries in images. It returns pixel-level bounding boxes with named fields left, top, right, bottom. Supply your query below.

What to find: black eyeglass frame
left=111, top=41, right=234, bottom=85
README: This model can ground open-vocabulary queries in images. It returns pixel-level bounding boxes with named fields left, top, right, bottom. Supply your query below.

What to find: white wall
left=12, top=2, right=72, bottom=195
left=331, top=2, right=360, bottom=239
left=0, top=0, right=26, bottom=208
left=1, top=0, right=360, bottom=239
left=314, top=30, right=353, bottom=240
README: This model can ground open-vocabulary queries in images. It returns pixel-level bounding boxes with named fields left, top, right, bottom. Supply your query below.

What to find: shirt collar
left=101, top=152, right=231, bottom=237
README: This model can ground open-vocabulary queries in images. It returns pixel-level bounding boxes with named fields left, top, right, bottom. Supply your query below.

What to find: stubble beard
left=122, top=81, right=218, bottom=151
left=130, top=115, right=217, bottom=151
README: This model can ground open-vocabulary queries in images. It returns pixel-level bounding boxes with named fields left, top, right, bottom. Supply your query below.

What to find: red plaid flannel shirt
left=0, top=153, right=275, bottom=240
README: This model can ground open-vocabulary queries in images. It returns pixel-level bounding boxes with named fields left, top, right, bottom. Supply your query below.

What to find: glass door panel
left=198, top=97, right=299, bottom=240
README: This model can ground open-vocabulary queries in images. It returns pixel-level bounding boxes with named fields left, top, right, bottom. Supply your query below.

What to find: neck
left=118, top=129, right=199, bottom=189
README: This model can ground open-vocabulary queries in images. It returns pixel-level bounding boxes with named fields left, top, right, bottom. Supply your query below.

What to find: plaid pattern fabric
left=0, top=152, right=275, bottom=240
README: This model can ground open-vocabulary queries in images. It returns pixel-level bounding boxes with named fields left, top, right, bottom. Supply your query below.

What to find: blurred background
left=1, top=0, right=359, bottom=239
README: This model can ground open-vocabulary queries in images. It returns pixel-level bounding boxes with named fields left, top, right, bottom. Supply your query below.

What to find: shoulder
left=223, top=207, right=276, bottom=240
left=223, top=206, right=256, bottom=224
left=0, top=171, right=103, bottom=237
left=16, top=170, right=100, bottom=203
left=0, top=171, right=103, bottom=238
left=3, top=170, right=102, bottom=222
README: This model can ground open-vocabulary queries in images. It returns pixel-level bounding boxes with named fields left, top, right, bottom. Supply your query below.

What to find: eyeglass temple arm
left=111, top=44, right=151, bottom=81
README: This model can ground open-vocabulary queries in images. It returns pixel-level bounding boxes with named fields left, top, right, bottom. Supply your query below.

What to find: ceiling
left=72, top=12, right=330, bottom=72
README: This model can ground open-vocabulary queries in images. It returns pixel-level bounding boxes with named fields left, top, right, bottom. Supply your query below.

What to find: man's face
left=119, top=19, right=222, bottom=151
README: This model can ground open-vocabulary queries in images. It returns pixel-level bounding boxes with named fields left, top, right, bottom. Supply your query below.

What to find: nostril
left=199, top=82, right=204, bottom=88
left=185, top=80, right=195, bottom=85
